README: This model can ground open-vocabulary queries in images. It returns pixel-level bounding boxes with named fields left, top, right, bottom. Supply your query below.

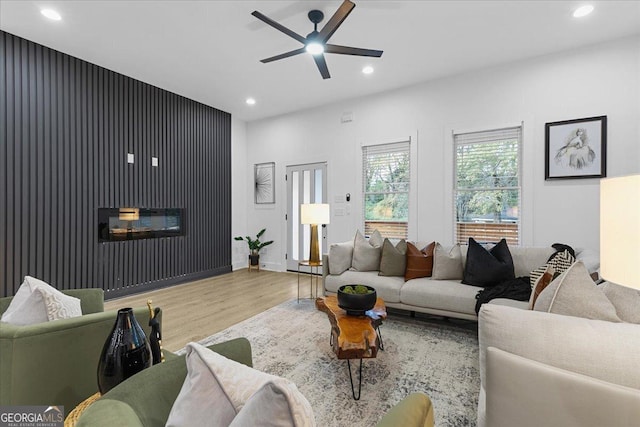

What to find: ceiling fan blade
left=313, top=54, right=331, bottom=79
left=318, top=0, right=355, bottom=43
left=325, top=44, right=383, bottom=57
left=260, top=47, right=306, bottom=63
left=251, top=11, right=307, bottom=44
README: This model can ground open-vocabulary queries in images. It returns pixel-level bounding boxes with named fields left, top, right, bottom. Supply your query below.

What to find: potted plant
left=234, top=228, right=274, bottom=267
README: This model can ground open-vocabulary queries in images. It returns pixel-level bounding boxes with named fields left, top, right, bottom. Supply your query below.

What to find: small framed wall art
left=254, top=162, right=275, bottom=204
left=545, top=115, right=607, bottom=180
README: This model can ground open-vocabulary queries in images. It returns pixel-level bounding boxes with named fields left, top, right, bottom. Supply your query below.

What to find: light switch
left=152, top=157, right=158, bottom=167
left=127, top=153, right=134, bottom=164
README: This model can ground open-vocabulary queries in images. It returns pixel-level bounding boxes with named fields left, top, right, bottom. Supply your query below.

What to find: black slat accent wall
left=0, top=31, right=232, bottom=299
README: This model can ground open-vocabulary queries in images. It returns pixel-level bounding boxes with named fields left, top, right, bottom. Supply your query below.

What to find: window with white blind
left=363, top=142, right=410, bottom=239
left=454, top=126, right=521, bottom=245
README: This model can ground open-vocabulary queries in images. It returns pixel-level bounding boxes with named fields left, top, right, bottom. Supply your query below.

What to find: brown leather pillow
left=404, top=242, right=435, bottom=281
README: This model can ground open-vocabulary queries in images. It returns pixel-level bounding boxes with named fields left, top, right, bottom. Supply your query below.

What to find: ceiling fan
left=251, top=0, right=383, bottom=80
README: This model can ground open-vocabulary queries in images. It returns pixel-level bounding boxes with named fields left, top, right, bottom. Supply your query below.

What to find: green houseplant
left=234, top=229, right=274, bottom=266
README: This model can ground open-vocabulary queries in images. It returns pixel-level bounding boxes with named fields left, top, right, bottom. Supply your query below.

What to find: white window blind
left=454, top=126, right=521, bottom=245
left=362, top=142, right=410, bottom=239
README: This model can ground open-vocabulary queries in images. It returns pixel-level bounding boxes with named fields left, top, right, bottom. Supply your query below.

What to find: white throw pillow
left=1, top=276, right=81, bottom=325
left=600, top=282, right=640, bottom=324
left=166, top=342, right=315, bottom=427
left=351, top=230, right=383, bottom=271
left=328, top=241, right=353, bottom=275
left=533, top=262, right=621, bottom=322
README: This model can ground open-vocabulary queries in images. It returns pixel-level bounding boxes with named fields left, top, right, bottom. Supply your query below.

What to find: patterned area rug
left=184, top=299, right=480, bottom=427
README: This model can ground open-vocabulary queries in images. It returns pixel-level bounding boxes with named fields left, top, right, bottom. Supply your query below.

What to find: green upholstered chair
left=0, top=288, right=157, bottom=414
left=75, top=337, right=434, bottom=427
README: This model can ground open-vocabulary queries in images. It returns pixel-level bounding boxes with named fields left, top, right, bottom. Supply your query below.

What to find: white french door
left=286, top=162, right=328, bottom=272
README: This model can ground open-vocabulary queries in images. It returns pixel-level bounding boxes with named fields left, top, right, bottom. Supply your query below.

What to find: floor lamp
left=301, top=203, right=330, bottom=265
left=600, top=174, right=640, bottom=290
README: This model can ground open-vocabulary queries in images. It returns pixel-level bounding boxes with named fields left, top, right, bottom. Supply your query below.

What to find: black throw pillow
left=462, top=238, right=515, bottom=287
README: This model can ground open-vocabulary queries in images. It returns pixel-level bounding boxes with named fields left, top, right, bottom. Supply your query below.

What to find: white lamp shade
left=600, top=174, right=640, bottom=290
left=301, top=204, right=330, bottom=225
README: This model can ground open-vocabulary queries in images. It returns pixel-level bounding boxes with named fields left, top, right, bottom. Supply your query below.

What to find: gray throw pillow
left=379, top=239, right=407, bottom=277
left=533, top=261, right=621, bottom=322
left=328, top=241, right=353, bottom=275
left=431, top=243, right=464, bottom=280
left=351, top=230, right=382, bottom=271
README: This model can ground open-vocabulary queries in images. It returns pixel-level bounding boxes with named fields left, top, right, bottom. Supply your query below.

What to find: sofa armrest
left=0, top=306, right=154, bottom=412
left=486, top=347, right=640, bottom=427
left=76, top=338, right=253, bottom=427
left=478, top=304, right=640, bottom=390
left=375, top=393, right=434, bottom=427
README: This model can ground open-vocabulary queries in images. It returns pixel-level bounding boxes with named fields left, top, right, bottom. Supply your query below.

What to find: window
left=454, top=126, right=521, bottom=245
left=363, top=142, right=410, bottom=239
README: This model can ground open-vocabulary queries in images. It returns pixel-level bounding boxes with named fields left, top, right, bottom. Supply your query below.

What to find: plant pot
left=249, top=254, right=260, bottom=266
left=337, top=285, right=377, bottom=316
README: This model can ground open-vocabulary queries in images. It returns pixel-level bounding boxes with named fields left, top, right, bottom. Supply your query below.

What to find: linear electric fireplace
left=98, top=208, right=185, bottom=242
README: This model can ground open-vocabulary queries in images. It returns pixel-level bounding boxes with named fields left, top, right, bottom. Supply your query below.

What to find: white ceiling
left=1, top=1, right=639, bottom=122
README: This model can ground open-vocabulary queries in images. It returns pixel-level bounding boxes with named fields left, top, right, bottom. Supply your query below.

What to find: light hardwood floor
left=104, top=269, right=318, bottom=352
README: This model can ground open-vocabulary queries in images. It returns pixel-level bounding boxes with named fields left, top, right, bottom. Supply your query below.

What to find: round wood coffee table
left=316, top=296, right=387, bottom=400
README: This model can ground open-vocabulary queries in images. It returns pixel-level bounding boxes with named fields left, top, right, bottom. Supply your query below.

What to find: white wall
left=240, top=35, right=640, bottom=272
left=231, top=116, right=249, bottom=270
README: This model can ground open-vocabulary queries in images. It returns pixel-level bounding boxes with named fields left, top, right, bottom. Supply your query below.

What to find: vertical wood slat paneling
left=1, top=31, right=232, bottom=298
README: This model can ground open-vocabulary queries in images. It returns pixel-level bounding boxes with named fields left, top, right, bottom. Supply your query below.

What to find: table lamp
left=301, top=203, right=330, bottom=264
left=600, top=174, right=640, bottom=290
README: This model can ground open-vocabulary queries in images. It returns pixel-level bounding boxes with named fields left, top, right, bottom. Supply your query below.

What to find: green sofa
left=76, top=337, right=434, bottom=427
left=0, top=288, right=157, bottom=413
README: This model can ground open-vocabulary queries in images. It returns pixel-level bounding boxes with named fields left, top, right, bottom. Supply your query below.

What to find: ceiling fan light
left=306, top=42, right=324, bottom=56
left=362, top=66, right=374, bottom=75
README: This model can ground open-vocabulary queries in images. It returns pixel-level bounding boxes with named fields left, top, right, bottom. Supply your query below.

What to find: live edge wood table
left=316, top=296, right=387, bottom=400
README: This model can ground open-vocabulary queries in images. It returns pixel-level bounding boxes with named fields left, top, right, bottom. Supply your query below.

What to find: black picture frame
left=254, top=162, right=275, bottom=204
left=545, top=116, right=607, bottom=180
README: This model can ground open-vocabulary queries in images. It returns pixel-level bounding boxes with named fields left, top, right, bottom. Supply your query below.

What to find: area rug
left=181, top=299, right=480, bottom=427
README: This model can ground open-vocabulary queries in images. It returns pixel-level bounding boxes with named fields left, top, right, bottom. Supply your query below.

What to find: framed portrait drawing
left=254, top=162, right=275, bottom=204
left=545, top=116, right=607, bottom=180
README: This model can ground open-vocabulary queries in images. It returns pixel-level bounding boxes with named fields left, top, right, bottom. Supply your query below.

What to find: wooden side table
left=297, top=260, right=322, bottom=302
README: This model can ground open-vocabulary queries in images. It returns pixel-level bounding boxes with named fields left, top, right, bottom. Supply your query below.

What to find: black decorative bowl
left=337, top=285, right=377, bottom=316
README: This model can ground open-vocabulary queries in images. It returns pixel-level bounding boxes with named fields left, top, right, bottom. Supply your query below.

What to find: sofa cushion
left=167, top=342, right=314, bottom=427
left=400, top=278, right=479, bottom=316
left=508, top=246, right=555, bottom=277
left=404, top=242, right=435, bottom=280
left=379, top=239, right=407, bottom=277
left=1, top=276, right=82, bottom=325
left=462, top=239, right=515, bottom=287
left=528, top=265, right=555, bottom=309
left=533, top=262, right=621, bottom=322
left=431, top=243, right=464, bottom=280
left=600, top=282, right=640, bottom=324
left=351, top=230, right=383, bottom=271
left=328, top=241, right=353, bottom=275
left=324, top=271, right=404, bottom=303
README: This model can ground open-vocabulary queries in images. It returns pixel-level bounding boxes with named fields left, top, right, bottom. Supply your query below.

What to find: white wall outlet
left=127, top=153, right=134, bottom=164
left=151, top=157, right=158, bottom=167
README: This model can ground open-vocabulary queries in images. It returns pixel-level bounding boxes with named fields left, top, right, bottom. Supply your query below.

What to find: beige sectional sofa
left=322, top=241, right=599, bottom=320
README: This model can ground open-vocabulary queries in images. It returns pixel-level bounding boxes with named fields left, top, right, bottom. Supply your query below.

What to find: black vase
left=97, top=308, right=152, bottom=394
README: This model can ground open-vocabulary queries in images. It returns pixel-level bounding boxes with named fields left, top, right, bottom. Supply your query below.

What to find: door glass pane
left=303, top=170, right=310, bottom=260
left=314, top=168, right=323, bottom=255
left=292, top=171, right=299, bottom=260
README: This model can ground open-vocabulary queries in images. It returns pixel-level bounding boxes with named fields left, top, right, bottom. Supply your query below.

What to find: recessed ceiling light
left=573, top=5, right=594, bottom=18
left=362, top=66, right=374, bottom=75
left=246, top=98, right=256, bottom=106
left=41, top=8, right=62, bottom=21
